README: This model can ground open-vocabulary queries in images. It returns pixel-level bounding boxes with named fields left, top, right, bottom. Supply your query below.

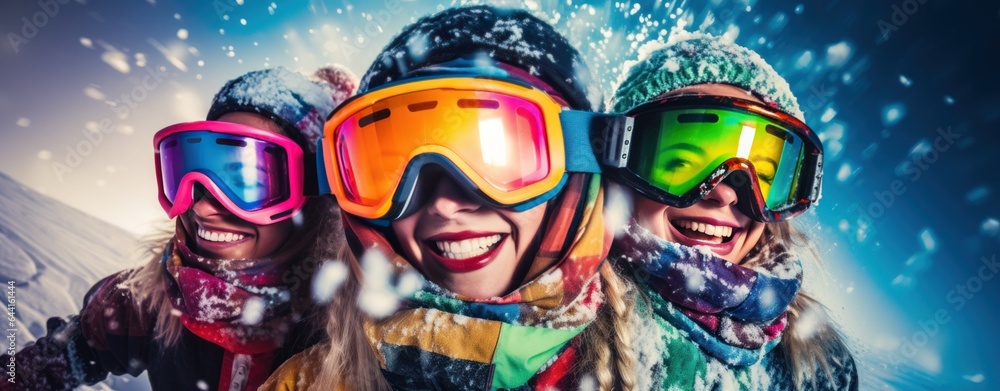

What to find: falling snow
left=899, top=74, right=912, bottom=87
left=825, top=41, right=852, bottom=67
left=311, top=260, right=348, bottom=303
left=882, top=103, right=907, bottom=126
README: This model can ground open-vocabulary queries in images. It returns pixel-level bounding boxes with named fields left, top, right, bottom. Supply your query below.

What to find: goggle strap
left=600, top=115, right=634, bottom=168
left=559, top=110, right=619, bottom=174
left=811, top=152, right=824, bottom=205
left=316, top=137, right=332, bottom=195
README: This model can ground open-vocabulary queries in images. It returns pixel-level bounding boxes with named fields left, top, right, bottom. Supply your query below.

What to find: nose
left=190, top=185, right=229, bottom=217
left=700, top=182, right=739, bottom=207
left=423, top=177, right=482, bottom=218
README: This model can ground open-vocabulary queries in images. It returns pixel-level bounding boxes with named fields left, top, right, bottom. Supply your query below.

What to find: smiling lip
left=667, top=217, right=742, bottom=256
left=424, top=231, right=506, bottom=273
left=194, top=223, right=252, bottom=250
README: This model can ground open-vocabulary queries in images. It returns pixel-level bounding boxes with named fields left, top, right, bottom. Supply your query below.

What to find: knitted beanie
left=359, top=5, right=602, bottom=111
left=612, top=32, right=804, bottom=120
left=206, top=65, right=357, bottom=154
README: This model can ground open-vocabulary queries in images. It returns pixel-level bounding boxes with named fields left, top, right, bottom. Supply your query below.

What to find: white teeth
left=198, top=228, right=245, bottom=243
left=434, top=234, right=503, bottom=259
left=675, top=220, right=734, bottom=239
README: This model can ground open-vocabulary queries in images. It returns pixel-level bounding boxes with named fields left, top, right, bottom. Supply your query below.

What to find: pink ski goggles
left=153, top=121, right=307, bottom=225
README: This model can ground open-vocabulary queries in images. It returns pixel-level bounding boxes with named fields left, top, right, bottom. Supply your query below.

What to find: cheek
left=178, top=212, right=200, bottom=242
left=736, top=222, right=767, bottom=261
left=500, top=204, right=549, bottom=267
left=633, top=198, right=671, bottom=238
left=254, top=221, right=294, bottom=255
left=508, top=205, right=547, bottom=242
left=390, top=216, right=421, bottom=260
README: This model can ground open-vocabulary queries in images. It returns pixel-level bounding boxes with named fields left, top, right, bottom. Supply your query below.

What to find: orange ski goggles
left=318, top=77, right=607, bottom=220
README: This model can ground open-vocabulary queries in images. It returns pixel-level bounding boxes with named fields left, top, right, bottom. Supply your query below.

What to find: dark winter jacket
left=765, top=342, right=859, bottom=391
left=1, top=270, right=320, bottom=391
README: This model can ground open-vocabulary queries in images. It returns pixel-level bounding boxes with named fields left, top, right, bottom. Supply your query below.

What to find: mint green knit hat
left=611, top=32, right=804, bottom=121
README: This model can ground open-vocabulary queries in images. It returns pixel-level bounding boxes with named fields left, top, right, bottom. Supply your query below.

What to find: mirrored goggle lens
left=333, top=88, right=552, bottom=208
left=158, top=130, right=291, bottom=211
left=629, top=108, right=805, bottom=209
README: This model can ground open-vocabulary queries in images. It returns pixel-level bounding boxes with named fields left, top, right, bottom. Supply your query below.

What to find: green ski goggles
left=603, top=95, right=823, bottom=222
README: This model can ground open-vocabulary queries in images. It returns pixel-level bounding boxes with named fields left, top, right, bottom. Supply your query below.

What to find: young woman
left=602, top=32, right=858, bottom=390
left=262, top=6, right=636, bottom=390
left=1, top=66, right=355, bottom=391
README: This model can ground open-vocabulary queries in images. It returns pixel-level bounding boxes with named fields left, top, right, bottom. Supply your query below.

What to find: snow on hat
left=207, top=65, right=357, bottom=154
left=612, top=31, right=804, bottom=121
left=359, top=5, right=602, bottom=111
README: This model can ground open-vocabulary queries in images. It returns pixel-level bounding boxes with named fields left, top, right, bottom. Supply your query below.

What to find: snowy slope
left=0, top=171, right=150, bottom=390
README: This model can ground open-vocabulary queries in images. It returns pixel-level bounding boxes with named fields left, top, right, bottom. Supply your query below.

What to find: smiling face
left=633, top=84, right=768, bottom=264
left=391, top=176, right=548, bottom=299
left=178, top=111, right=295, bottom=259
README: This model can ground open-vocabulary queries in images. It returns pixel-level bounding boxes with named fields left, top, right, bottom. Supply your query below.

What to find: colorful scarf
left=347, top=174, right=610, bottom=390
left=162, top=223, right=311, bottom=355
left=612, top=220, right=801, bottom=367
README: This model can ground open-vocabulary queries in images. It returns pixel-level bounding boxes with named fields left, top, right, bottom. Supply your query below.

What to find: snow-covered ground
left=0, top=171, right=151, bottom=390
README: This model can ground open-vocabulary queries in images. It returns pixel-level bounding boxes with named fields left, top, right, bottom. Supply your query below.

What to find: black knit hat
left=359, top=5, right=601, bottom=111
left=207, top=66, right=356, bottom=154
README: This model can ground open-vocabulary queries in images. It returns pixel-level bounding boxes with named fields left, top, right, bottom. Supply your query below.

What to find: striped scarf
left=345, top=174, right=610, bottom=390
left=163, top=222, right=312, bottom=355
left=613, top=221, right=802, bottom=389
left=161, top=223, right=316, bottom=391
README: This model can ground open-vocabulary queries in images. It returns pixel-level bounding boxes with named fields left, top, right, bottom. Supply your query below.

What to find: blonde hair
left=577, top=262, right=638, bottom=391
left=127, top=224, right=184, bottom=345
left=125, top=196, right=340, bottom=348
left=768, top=221, right=854, bottom=390
left=313, top=244, right=391, bottom=390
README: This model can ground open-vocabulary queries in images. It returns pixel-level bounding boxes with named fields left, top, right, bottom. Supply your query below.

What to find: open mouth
left=424, top=233, right=506, bottom=273
left=197, top=227, right=249, bottom=243
left=670, top=220, right=738, bottom=244
left=430, top=234, right=504, bottom=259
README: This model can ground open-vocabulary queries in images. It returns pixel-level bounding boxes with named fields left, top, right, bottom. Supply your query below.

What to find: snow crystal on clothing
left=536, top=266, right=564, bottom=285
left=676, top=262, right=707, bottom=293
left=631, top=300, right=668, bottom=391
left=660, top=58, right=681, bottom=72
left=191, top=283, right=240, bottom=322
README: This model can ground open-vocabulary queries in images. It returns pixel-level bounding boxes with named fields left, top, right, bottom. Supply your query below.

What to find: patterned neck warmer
left=162, top=222, right=311, bottom=355
left=612, top=220, right=801, bottom=366
left=348, top=175, right=610, bottom=390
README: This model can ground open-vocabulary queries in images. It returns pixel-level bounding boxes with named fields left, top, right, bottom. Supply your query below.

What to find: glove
left=1, top=317, right=83, bottom=391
